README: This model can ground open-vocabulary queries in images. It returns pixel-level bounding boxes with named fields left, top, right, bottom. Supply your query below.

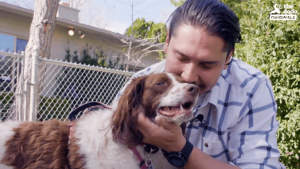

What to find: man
left=114, top=0, right=285, bottom=168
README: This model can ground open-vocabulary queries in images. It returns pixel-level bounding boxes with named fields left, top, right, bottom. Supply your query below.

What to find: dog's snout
left=186, top=84, right=199, bottom=96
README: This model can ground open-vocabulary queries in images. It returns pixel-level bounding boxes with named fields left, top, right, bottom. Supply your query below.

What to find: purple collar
left=132, top=148, right=147, bottom=169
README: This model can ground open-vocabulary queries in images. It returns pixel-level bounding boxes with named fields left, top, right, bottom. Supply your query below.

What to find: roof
left=0, top=2, right=163, bottom=49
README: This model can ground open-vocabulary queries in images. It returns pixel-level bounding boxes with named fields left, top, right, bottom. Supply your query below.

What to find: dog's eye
left=156, top=81, right=164, bottom=86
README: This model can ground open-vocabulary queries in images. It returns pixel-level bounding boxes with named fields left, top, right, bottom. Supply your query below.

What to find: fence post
left=29, top=46, right=39, bottom=121
left=19, top=52, right=25, bottom=121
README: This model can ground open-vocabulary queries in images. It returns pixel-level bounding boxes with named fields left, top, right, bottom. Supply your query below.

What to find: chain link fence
left=0, top=53, right=23, bottom=121
left=0, top=52, right=134, bottom=122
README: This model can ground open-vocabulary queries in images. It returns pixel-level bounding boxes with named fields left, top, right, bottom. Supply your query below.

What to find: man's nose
left=181, top=63, right=198, bottom=83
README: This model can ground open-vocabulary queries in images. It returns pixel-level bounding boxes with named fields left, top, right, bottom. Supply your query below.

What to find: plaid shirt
left=113, top=58, right=285, bottom=169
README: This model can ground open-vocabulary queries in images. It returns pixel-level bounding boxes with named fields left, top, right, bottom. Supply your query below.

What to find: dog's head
left=111, top=73, right=199, bottom=147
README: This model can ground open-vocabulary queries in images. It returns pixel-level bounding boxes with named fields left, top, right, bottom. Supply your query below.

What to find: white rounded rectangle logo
left=269, top=4, right=298, bottom=21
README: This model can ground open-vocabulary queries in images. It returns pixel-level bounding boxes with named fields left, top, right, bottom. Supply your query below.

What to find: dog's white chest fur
left=74, top=110, right=176, bottom=169
left=74, top=109, right=139, bottom=169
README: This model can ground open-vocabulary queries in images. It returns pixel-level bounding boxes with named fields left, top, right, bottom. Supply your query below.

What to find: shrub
left=38, top=96, right=73, bottom=121
left=0, top=93, right=72, bottom=121
left=0, top=92, right=14, bottom=121
left=233, top=0, right=300, bottom=168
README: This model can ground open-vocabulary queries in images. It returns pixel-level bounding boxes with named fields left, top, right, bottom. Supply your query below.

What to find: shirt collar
left=207, top=82, right=220, bottom=109
left=196, top=79, right=220, bottom=111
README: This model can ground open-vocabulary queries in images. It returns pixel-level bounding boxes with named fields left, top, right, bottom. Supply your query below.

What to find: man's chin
left=198, top=87, right=211, bottom=95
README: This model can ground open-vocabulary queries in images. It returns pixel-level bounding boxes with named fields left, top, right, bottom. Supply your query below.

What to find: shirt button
left=204, top=143, right=208, bottom=147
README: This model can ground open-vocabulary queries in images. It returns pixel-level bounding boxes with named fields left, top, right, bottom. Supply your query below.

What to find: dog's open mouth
left=158, top=101, right=194, bottom=117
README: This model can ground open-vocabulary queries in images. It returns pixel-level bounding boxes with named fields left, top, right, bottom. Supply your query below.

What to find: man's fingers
left=137, top=114, right=185, bottom=151
left=137, top=114, right=171, bottom=142
left=155, top=116, right=177, bottom=131
left=137, top=113, right=159, bottom=134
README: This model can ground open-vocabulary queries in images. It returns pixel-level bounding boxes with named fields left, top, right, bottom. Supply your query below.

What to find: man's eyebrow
left=175, top=50, right=219, bottom=64
left=175, top=49, right=189, bottom=58
left=201, top=61, right=220, bottom=64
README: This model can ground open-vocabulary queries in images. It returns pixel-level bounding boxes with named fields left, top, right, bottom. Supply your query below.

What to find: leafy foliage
left=171, top=0, right=300, bottom=168
left=147, top=22, right=167, bottom=44
left=125, top=17, right=167, bottom=60
left=65, top=43, right=123, bottom=69
left=0, top=93, right=72, bottom=121
left=231, top=0, right=300, bottom=168
left=170, top=0, right=185, bottom=7
left=0, top=92, right=14, bottom=121
left=38, top=96, right=72, bottom=121
left=125, top=18, right=154, bottom=39
left=53, top=44, right=126, bottom=113
left=125, top=17, right=167, bottom=43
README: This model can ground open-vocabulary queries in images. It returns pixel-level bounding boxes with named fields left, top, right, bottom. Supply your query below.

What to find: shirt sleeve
left=227, top=78, right=286, bottom=169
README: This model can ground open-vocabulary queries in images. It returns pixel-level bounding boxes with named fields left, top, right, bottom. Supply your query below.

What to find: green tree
left=147, top=22, right=167, bottom=44
left=125, top=18, right=154, bottom=39
left=170, top=0, right=185, bottom=7
left=125, top=17, right=167, bottom=43
left=232, top=1, right=300, bottom=168
left=124, top=17, right=167, bottom=62
left=173, top=0, right=299, bottom=168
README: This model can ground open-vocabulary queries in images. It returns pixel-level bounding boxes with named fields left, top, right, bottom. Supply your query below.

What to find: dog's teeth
left=180, top=105, right=183, bottom=111
left=190, top=105, right=193, bottom=111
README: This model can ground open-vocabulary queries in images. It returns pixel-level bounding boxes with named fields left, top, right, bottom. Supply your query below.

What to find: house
left=0, top=1, right=162, bottom=71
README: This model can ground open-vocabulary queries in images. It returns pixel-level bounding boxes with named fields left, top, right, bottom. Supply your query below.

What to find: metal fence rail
left=0, top=52, right=134, bottom=121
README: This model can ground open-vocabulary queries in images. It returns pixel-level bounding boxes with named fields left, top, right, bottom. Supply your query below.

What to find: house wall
left=0, top=7, right=162, bottom=100
left=0, top=10, right=31, bottom=48
left=0, top=9, right=159, bottom=69
left=51, top=25, right=122, bottom=62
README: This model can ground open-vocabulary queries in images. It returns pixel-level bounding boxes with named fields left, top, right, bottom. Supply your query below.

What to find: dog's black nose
left=186, top=84, right=199, bottom=96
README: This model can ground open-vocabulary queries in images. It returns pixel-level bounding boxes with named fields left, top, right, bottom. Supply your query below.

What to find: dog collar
left=68, top=101, right=111, bottom=121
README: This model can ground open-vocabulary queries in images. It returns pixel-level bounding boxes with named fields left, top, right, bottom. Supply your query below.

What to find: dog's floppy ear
left=111, top=75, right=147, bottom=147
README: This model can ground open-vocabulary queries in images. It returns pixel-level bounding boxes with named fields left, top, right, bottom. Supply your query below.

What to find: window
left=0, top=34, right=14, bottom=53
left=0, top=33, right=28, bottom=54
left=0, top=33, right=27, bottom=91
left=16, top=38, right=28, bottom=54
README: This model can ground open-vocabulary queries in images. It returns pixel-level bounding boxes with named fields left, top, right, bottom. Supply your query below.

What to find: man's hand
left=137, top=113, right=186, bottom=152
left=137, top=113, right=241, bottom=169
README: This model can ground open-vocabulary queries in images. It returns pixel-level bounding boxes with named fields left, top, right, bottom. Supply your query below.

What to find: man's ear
left=223, top=49, right=234, bottom=70
left=164, top=31, right=170, bottom=53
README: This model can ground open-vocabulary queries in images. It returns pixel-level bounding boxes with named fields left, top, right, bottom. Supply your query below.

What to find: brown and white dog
left=0, top=73, right=199, bottom=169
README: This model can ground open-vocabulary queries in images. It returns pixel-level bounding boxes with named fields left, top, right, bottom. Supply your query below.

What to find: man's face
left=164, top=24, right=232, bottom=95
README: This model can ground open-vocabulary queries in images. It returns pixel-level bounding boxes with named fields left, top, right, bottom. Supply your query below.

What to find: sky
left=0, top=0, right=177, bottom=34
left=104, top=0, right=177, bottom=34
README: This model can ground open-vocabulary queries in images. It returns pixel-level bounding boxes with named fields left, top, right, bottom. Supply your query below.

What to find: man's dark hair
left=167, top=0, right=241, bottom=57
